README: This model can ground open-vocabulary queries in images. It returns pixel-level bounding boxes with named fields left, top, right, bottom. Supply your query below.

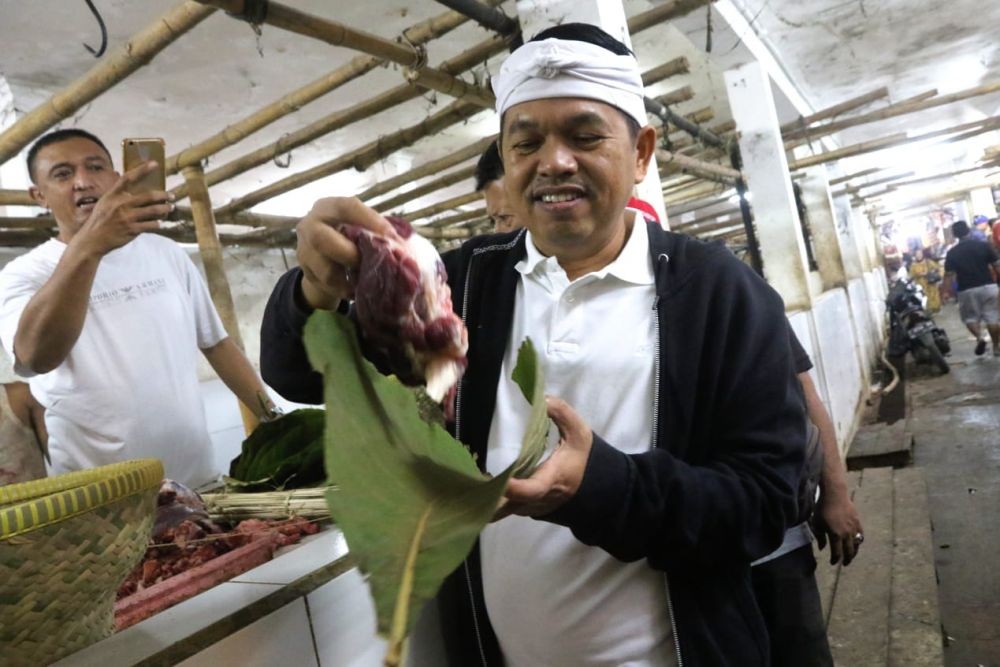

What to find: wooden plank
left=847, top=420, right=913, bottom=470
left=826, top=467, right=894, bottom=665
left=889, top=468, right=944, bottom=666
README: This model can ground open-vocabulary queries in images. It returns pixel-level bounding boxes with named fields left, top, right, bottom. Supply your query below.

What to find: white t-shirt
left=480, top=219, right=677, bottom=667
left=0, top=234, right=228, bottom=488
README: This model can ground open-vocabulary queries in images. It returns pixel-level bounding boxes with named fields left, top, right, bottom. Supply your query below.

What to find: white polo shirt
left=479, top=218, right=677, bottom=666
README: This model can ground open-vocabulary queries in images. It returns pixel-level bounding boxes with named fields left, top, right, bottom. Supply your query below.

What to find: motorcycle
left=886, top=278, right=950, bottom=374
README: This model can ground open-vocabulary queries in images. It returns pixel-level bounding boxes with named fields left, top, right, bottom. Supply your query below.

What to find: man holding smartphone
left=0, top=128, right=273, bottom=488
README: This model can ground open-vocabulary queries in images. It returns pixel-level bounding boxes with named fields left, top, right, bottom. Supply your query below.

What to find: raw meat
left=341, top=216, right=467, bottom=403
left=118, top=479, right=320, bottom=599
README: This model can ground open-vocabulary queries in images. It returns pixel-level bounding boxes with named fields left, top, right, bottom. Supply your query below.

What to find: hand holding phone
left=121, top=138, right=166, bottom=196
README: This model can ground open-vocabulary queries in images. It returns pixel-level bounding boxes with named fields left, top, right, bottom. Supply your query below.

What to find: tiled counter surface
left=53, top=528, right=391, bottom=667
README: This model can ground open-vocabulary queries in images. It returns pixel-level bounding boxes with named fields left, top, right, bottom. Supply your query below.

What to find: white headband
left=492, top=38, right=647, bottom=127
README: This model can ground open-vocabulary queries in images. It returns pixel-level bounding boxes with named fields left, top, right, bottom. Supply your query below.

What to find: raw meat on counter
left=118, top=480, right=319, bottom=599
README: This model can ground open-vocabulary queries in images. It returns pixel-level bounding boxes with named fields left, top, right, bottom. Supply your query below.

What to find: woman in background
left=909, top=247, right=943, bottom=313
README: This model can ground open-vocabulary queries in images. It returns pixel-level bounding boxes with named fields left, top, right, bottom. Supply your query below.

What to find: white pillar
left=969, top=187, right=996, bottom=219
left=833, top=196, right=864, bottom=281
left=515, top=0, right=667, bottom=226
left=724, top=61, right=812, bottom=311
left=799, top=167, right=847, bottom=290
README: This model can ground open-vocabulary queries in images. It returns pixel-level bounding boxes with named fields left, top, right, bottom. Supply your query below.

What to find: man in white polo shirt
left=261, top=23, right=805, bottom=666
left=0, top=129, right=275, bottom=488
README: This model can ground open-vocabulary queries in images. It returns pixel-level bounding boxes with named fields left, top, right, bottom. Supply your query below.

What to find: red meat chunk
left=341, top=216, right=468, bottom=403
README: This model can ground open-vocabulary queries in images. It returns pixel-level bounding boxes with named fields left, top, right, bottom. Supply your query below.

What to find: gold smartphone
left=121, top=138, right=166, bottom=195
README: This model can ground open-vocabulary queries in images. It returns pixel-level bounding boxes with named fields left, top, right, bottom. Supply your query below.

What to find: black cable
left=82, top=0, right=108, bottom=58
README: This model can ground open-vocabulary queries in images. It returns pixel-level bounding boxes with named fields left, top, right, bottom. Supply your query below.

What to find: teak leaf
left=304, top=312, right=546, bottom=664
left=510, top=338, right=548, bottom=479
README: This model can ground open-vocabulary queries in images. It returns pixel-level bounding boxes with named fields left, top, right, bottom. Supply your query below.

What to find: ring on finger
left=854, top=532, right=864, bottom=544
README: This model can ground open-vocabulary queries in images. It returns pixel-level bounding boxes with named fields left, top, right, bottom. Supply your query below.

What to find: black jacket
left=260, top=222, right=806, bottom=666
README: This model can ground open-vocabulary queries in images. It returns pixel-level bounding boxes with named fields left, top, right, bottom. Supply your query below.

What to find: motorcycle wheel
left=919, top=332, right=950, bottom=374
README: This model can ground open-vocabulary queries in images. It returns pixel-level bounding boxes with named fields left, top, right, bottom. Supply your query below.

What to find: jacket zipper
left=654, top=255, right=684, bottom=667
left=456, top=252, right=489, bottom=666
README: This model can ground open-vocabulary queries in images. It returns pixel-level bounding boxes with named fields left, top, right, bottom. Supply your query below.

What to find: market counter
left=53, top=528, right=391, bottom=666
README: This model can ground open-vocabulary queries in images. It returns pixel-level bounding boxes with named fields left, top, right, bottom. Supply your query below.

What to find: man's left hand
left=493, top=397, right=592, bottom=521
left=813, top=491, right=864, bottom=566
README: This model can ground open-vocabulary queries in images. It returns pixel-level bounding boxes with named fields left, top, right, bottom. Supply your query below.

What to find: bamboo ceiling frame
left=185, top=1, right=709, bottom=214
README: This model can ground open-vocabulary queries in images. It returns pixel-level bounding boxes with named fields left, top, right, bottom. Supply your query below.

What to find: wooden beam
left=373, top=165, right=477, bottom=213
left=641, top=57, right=690, bottom=87
left=626, top=0, right=717, bottom=33
left=219, top=98, right=485, bottom=213
left=420, top=206, right=486, bottom=229
left=656, top=85, right=695, bottom=107
left=790, top=115, right=1000, bottom=171
left=182, top=165, right=258, bottom=433
left=779, top=87, right=889, bottom=133
left=165, top=5, right=477, bottom=174
left=0, top=190, right=35, bottom=206
left=657, top=149, right=740, bottom=181
left=0, top=2, right=216, bottom=167
left=783, top=81, right=1000, bottom=142
left=828, top=167, right=883, bottom=186
left=402, top=191, right=481, bottom=221
left=197, top=1, right=494, bottom=107
left=358, top=136, right=495, bottom=202
left=172, top=34, right=507, bottom=199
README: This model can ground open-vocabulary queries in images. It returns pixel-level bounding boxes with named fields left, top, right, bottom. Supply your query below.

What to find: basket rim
left=0, top=458, right=163, bottom=540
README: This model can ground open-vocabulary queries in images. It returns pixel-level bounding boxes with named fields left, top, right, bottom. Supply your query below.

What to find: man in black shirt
left=944, top=220, right=1000, bottom=355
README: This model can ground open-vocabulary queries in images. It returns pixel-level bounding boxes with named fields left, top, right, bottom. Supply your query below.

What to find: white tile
left=52, top=582, right=282, bottom=667
left=233, top=528, right=348, bottom=586
left=308, top=568, right=387, bottom=667
left=178, top=598, right=318, bottom=667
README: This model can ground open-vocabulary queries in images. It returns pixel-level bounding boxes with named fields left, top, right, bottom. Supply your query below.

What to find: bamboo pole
left=416, top=225, right=480, bottom=240
left=220, top=98, right=485, bottom=213
left=782, top=88, right=938, bottom=151
left=641, top=57, right=691, bottom=87
left=197, top=0, right=493, bottom=107
left=656, top=86, right=695, bottom=107
left=407, top=191, right=482, bottom=222
left=373, top=165, right=477, bottom=212
left=828, top=167, right=882, bottom=186
left=783, top=81, right=1000, bottom=142
left=181, top=164, right=258, bottom=435
left=877, top=164, right=999, bottom=191
left=656, top=149, right=740, bottom=181
left=173, top=34, right=507, bottom=199
left=789, top=115, right=1000, bottom=171
left=360, top=136, right=496, bottom=202
left=779, top=87, right=889, bottom=132
left=0, top=217, right=57, bottom=230
left=419, top=207, right=486, bottom=229
left=834, top=171, right=915, bottom=196
left=626, top=0, right=716, bottom=33
left=0, top=190, right=35, bottom=206
left=163, top=3, right=489, bottom=172
left=672, top=207, right=743, bottom=232
left=0, top=2, right=216, bottom=167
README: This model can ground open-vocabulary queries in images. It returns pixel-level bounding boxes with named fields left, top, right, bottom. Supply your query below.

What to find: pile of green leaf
left=228, top=408, right=327, bottom=490
left=304, top=311, right=547, bottom=666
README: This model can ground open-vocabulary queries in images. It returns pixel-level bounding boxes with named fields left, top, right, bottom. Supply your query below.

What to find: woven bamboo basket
left=0, top=458, right=163, bottom=666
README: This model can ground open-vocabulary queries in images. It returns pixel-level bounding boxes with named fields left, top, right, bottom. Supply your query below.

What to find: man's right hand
left=295, top=197, right=398, bottom=311
left=73, top=161, right=173, bottom=258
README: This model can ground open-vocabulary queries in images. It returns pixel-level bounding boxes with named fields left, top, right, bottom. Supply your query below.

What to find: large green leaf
left=304, top=312, right=547, bottom=664
left=228, top=408, right=326, bottom=490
